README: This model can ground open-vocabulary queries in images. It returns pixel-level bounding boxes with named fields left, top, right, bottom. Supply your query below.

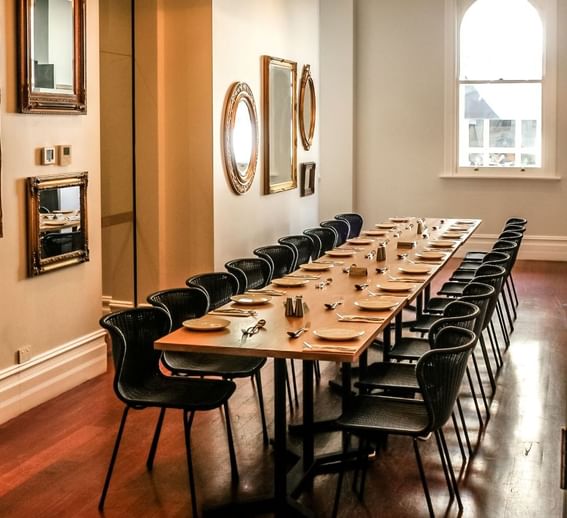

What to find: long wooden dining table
left=155, top=217, right=481, bottom=517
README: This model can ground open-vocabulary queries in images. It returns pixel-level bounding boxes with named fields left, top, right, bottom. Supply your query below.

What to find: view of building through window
left=459, top=0, right=543, bottom=169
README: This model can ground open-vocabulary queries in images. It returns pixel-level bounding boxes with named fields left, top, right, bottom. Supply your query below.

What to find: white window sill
left=439, top=173, right=561, bottom=181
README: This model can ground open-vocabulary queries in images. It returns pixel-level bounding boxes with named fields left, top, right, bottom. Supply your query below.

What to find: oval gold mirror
left=299, top=65, right=316, bottom=150
left=222, top=82, right=258, bottom=194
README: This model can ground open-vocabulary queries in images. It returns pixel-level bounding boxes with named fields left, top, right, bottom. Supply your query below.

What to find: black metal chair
left=450, top=251, right=511, bottom=281
left=253, top=244, right=296, bottom=279
left=335, top=213, right=363, bottom=239
left=278, top=234, right=318, bottom=268
left=321, top=219, right=350, bottom=246
left=225, top=257, right=273, bottom=293
left=147, top=287, right=269, bottom=445
left=99, top=307, right=237, bottom=517
left=332, top=327, right=477, bottom=518
left=42, top=230, right=84, bottom=257
left=186, top=271, right=240, bottom=310
left=304, top=227, right=337, bottom=258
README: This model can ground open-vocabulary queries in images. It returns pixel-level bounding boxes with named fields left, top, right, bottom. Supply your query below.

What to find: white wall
left=318, top=0, right=355, bottom=220
left=354, top=0, right=567, bottom=238
left=0, top=0, right=103, bottom=371
left=212, top=0, right=320, bottom=270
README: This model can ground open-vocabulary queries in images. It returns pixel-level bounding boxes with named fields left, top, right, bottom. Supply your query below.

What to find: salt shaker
left=294, top=296, right=304, bottom=317
left=285, top=297, right=295, bottom=317
left=376, top=242, right=387, bottom=262
left=416, top=219, right=424, bottom=235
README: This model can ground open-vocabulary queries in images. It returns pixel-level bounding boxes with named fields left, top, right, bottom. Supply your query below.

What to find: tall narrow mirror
left=18, top=0, right=86, bottom=113
left=299, top=65, right=316, bottom=150
left=262, top=55, right=297, bottom=194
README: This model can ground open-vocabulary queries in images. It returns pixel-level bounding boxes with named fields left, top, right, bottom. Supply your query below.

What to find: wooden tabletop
left=155, top=217, right=481, bottom=362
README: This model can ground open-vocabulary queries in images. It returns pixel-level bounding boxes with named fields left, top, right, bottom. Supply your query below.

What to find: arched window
left=451, top=0, right=556, bottom=177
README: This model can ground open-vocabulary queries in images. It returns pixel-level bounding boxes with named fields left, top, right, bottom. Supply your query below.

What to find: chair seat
left=463, top=251, right=486, bottom=262
left=389, top=336, right=430, bottom=360
left=409, top=315, right=440, bottom=335
left=437, top=282, right=466, bottom=297
left=456, top=261, right=482, bottom=272
left=337, top=395, right=429, bottom=436
left=122, top=374, right=236, bottom=411
left=356, top=362, right=419, bottom=391
left=162, top=351, right=266, bottom=378
left=424, top=297, right=452, bottom=314
left=449, top=270, right=475, bottom=282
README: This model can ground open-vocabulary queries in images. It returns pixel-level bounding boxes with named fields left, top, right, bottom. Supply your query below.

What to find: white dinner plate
left=376, top=281, right=417, bottom=292
left=428, top=240, right=458, bottom=248
left=354, top=297, right=401, bottom=311
left=300, top=262, right=333, bottom=271
left=441, top=232, right=464, bottom=239
left=272, top=277, right=310, bottom=287
left=347, top=238, right=374, bottom=245
left=313, top=328, right=365, bottom=341
left=389, top=217, right=410, bottom=223
left=415, top=251, right=446, bottom=261
left=363, top=229, right=388, bottom=236
left=326, top=249, right=356, bottom=257
left=375, top=223, right=397, bottom=229
left=456, top=220, right=475, bottom=225
left=398, top=264, right=432, bottom=275
left=230, top=294, right=272, bottom=305
left=182, top=317, right=230, bottom=331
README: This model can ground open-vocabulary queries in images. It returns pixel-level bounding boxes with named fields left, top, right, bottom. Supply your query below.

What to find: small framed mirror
left=299, top=65, right=316, bottom=150
left=222, top=82, right=259, bottom=194
left=262, top=55, right=297, bottom=194
left=27, top=172, right=89, bottom=276
left=18, top=0, right=86, bottom=114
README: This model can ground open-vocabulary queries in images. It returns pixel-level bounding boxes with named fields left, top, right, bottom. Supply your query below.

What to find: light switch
left=58, top=145, right=72, bottom=166
left=41, top=147, right=56, bottom=165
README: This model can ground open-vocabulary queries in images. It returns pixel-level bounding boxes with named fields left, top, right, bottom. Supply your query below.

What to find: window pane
left=490, top=120, right=515, bottom=148
left=459, top=83, right=541, bottom=167
left=521, top=120, right=537, bottom=148
left=468, top=120, right=483, bottom=147
left=460, top=0, right=543, bottom=80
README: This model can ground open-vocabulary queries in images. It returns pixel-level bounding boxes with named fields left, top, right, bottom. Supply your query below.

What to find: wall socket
left=17, top=346, right=33, bottom=364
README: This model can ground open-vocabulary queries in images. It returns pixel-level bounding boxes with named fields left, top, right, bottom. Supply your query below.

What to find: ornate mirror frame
left=299, top=65, right=316, bottom=150
left=222, top=82, right=259, bottom=194
left=18, top=0, right=87, bottom=114
left=262, top=55, right=297, bottom=194
left=27, top=172, right=89, bottom=276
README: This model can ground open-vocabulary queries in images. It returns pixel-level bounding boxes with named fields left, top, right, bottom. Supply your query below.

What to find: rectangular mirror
left=262, top=55, right=297, bottom=194
left=18, top=0, right=86, bottom=113
left=27, top=172, right=89, bottom=276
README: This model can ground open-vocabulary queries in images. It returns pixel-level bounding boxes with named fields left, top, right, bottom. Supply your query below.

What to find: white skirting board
left=0, top=330, right=107, bottom=425
left=453, top=234, right=567, bottom=262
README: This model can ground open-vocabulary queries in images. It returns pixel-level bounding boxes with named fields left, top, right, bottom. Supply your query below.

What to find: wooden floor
left=0, top=260, right=565, bottom=517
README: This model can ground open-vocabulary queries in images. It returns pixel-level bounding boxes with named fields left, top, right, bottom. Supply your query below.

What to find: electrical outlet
left=17, top=346, right=33, bottom=364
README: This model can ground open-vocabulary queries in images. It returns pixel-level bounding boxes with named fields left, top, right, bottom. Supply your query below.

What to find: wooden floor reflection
left=0, top=260, right=565, bottom=517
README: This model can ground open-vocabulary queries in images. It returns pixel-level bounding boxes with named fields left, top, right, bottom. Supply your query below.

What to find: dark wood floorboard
left=0, top=260, right=565, bottom=517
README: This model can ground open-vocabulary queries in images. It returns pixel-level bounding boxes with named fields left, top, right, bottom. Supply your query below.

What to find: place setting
left=182, top=316, right=231, bottom=331
left=230, top=294, right=272, bottom=305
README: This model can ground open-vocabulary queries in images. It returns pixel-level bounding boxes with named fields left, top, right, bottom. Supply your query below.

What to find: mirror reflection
left=262, top=56, right=297, bottom=194
left=39, top=186, right=83, bottom=258
left=302, top=88, right=311, bottom=131
left=299, top=65, right=316, bottom=150
left=32, top=0, right=74, bottom=93
left=233, top=101, right=254, bottom=176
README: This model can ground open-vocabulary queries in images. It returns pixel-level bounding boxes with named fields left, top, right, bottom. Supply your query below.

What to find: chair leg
left=456, top=397, right=472, bottom=456
left=183, top=410, right=198, bottom=518
left=289, top=359, right=299, bottom=406
left=495, top=303, right=510, bottom=349
left=451, top=410, right=467, bottom=466
left=438, top=428, right=463, bottom=511
left=285, top=363, right=293, bottom=409
left=99, top=406, right=130, bottom=511
left=466, top=365, right=484, bottom=430
left=413, top=437, right=435, bottom=518
left=254, top=371, right=269, bottom=445
left=510, top=273, right=520, bottom=307
left=434, top=429, right=454, bottom=500
left=488, top=320, right=504, bottom=368
left=314, top=360, right=321, bottom=383
left=332, top=432, right=349, bottom=518
left=471, top=352, right=490, bottom=416
left=479, top=332, right=496, bottom=394
left=500, top=289, right=514, bottom=334
left=505, top=278, right=518, bottom=319
left=223, top=402, right=239, bottom=481
left=146, top=407, right=166, bottom=470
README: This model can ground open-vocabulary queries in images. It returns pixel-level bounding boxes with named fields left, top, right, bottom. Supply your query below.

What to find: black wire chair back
left=418, top=327, right=476, bottom=432
left=147, top=288, right=209, bottom=330
left=279, top=235, right=317, bottom=268
left=473, top=265, right=507, bottom=326
left=505, top=217, right=527, bottom=227
left=186, top=272, right=240, bottom=310
left=304, top=227, right=337, bottom=257
left=335, top=213, right=363, bottom=239
left=253, top=245, right=296, bottom=279
left=225, top=257, right=273, bottom=293
left=427, top=300, right=479, bottom=348
left=321, top=219, right=350, bottom=246
left=459, top=282, right=495, bottom=337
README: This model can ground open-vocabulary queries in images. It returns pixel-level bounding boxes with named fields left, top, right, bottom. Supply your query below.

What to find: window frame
left=443, top=0, right=558, bottom=180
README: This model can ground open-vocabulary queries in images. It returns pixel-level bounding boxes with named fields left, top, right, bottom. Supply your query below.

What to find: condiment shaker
left=294, top=296, right=304, bottom=317
left=285, top=297, right=295, bottom=317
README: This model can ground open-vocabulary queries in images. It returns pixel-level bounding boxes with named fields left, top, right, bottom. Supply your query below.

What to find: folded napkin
left=286, top=274, right=321, bottom=280
left=247, top=289, right=286, bottom=296
left=209, top=309, right=256, bottom=317
left=337, top=314, right=385, bottom=323
left=303, top=342, right=358, bottom=353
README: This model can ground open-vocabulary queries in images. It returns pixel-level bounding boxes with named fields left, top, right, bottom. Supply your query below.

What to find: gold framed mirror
left=27, top=172, right=89, bottom=276
left=18, top=0, right=86, bottom=114
left=262, top=55, right=297, bottom=194
left=299, top=65, right=316, bottom=151
left=222, top=82, right=259, bottom=194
